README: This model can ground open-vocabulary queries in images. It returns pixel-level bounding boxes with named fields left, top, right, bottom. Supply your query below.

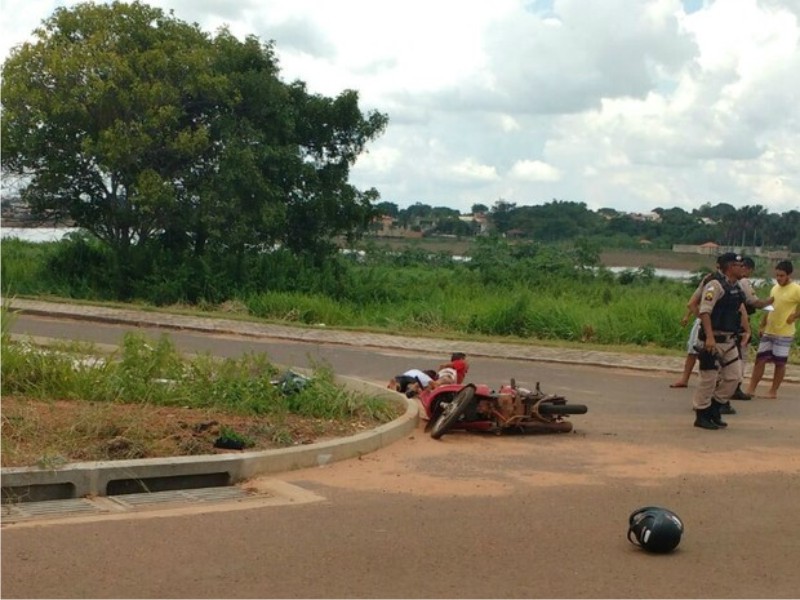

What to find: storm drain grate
left=109, top=486, right=252, bottom=508
left=1, top=486, right=279, bottom=524
left=3, top=498, right=103, bottom=519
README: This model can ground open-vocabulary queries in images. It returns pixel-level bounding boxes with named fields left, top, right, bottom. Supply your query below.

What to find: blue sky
left=2, top=0, right=799, bottom=215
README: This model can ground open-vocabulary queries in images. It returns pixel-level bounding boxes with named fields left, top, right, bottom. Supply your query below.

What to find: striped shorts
left=755, top=334, right=793, bottom=365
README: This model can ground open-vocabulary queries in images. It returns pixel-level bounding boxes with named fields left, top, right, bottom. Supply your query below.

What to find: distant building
left=672, top=242, right=790, bottom=260
left=628, top=211, right=661, bottom=222
left=673, top=242, right=718, bottom=255
left=458, top=212, right=489, bottom=234
left=369, top=214, right=423, bottom=238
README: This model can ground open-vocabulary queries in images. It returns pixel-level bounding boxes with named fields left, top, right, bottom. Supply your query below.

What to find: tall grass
left=1, top=235, right=781, bottom=353
left=1, top=332, right=397, bottom=422
left=244, top=291, right=357, bottom=325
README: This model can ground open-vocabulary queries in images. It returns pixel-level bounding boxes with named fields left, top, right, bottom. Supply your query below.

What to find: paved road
left=2, top=306, right=800, bottom=598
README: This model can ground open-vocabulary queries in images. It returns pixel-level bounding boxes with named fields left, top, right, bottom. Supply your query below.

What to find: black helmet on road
left=627, top=506, right=684, bottom=553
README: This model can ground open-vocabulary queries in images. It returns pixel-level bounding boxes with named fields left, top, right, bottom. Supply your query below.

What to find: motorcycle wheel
left=537, top=403, right=588, bottom=415
left=430, top=385, right=476, bottom=440
left=521, top=421, right=574, bottom=434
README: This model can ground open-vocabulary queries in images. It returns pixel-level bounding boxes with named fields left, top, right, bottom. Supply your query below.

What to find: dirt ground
left=0, top=396, right=388, bottom=468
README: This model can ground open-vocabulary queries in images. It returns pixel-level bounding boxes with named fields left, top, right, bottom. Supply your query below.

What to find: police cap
left=718, top=252, right=743, bottom=267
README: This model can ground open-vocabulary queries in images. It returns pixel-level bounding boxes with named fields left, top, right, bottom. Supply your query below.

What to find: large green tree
left=489, top=199, right=516, bottom=234
left=500, top=200, right=603, bottom=241
left=1, top=1, right=387, bottom=294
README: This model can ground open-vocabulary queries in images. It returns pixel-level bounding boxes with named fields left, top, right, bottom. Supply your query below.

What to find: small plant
left=270, top=426, right=295, bottom=447
left=1, top=297, right=15, bottom=344
left=216, top=425, right=255, bottom=449
left=35, top=453, right=69, bottom=470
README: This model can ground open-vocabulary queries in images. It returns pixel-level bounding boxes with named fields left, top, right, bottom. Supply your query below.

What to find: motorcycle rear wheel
left=521, top=420, right=574, bottom=434
left=430, top=386, right=476, bottom=440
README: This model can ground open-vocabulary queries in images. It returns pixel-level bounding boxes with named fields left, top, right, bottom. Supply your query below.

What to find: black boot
left=694, top=406, right=719, bottom=430
left=709, top=400, right=729, bottom=428
left=730, top=385, right=752, bottom=400
left=718, top=400, right=737, bottom=415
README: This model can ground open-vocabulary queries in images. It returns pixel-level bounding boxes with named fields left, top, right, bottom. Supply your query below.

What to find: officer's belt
left=699, top=331, right=736, bottom=343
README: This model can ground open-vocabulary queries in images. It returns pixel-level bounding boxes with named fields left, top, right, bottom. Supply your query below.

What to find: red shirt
left=451, top=359, right=468, bottom=383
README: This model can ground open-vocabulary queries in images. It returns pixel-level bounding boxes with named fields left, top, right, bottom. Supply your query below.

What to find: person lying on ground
left=387, top=369, right=438, bottom=395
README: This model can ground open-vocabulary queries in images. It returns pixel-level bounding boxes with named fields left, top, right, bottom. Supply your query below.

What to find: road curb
left=1, top=378, right=418, bottom=503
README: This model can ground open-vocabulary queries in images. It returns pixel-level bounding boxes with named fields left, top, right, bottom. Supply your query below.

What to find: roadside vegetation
left=1, top=308, right=401, bottom=467
left=3, top=235, right=792, bottom=360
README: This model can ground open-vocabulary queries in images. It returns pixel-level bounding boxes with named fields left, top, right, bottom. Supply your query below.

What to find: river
left=1, top=226, right=82, bottom=243
left=2, top=226, right=702, bottom=281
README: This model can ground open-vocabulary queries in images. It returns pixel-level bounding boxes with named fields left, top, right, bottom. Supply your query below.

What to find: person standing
left=671, top=255, right=767, bottom=390
left=670, top=269, right=717, bottom=388
left=745, top=260, right=800, bottom=399
left=692, top=253, right=748, bottom=430
left=728, top=256, right=774, bottom=400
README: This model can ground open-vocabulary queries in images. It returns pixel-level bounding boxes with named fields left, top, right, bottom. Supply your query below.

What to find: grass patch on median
left=1, top=315, right=402, bottom=468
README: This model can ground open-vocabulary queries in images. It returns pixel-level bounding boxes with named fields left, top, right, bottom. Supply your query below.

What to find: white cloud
left=2, top=0, right=799, bottom=215
left=509, top=160, right=562, bottom=182
left=354, top=146, right=401, bottom=176
left=447, top=159, right=500, bottom=183
left=498, top=115, right=521, bottom=133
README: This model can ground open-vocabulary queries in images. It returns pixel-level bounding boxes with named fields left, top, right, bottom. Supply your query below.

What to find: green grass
left=3, top=236, right=795, bottom=363
left=1, top=331, right=396, bottom=420
left=0, top=316, right=403, bottom=467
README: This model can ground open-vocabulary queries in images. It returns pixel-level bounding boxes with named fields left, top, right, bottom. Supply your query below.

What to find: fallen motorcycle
left=417, top=379, right=588, bottom=439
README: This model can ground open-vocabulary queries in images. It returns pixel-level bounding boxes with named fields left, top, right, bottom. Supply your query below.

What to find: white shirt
left=403, top=369, right=433, bottom=387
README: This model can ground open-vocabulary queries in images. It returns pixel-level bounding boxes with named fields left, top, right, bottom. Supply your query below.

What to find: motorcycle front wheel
left=430, top=385, right=476, bottom=440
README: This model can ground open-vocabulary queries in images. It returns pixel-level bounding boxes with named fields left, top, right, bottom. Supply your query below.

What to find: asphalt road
left=3, top=315, right=800, bottom=599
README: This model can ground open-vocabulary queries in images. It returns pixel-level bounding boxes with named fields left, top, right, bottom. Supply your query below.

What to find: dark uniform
left=692, top=254, right=746, bottom=429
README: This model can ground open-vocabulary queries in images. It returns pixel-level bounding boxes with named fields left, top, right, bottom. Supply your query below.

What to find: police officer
left=693, top=252, right=748, bottom=430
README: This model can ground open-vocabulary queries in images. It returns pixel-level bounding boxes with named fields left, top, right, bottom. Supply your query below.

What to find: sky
left=1, top=0, right=799, bottom=215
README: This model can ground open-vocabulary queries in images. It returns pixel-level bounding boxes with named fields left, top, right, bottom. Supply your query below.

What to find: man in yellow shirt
left=746, top=260, right=800, bottom=399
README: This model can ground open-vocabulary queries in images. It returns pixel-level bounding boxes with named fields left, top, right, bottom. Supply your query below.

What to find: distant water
left=1, top=227, right=81, bottom=243
left=606, top=266, right=696, bottom=281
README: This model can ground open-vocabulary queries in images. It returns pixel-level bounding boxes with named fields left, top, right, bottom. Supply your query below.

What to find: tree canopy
left=379, top=199, right=799, bottom=253
left=1, top=1, right=388, bottom=295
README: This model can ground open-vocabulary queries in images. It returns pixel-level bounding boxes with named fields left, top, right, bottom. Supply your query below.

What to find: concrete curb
left=1, top=377, right=418, bottom=503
